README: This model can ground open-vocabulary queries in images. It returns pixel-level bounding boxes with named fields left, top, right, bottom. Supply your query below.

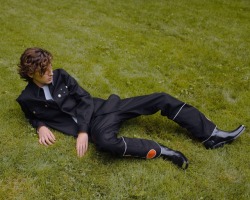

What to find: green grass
left=0, top=0, right=250, bottom=199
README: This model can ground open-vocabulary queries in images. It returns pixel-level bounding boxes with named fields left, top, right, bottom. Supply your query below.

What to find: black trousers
left=90, top=93, right=215, bottom=159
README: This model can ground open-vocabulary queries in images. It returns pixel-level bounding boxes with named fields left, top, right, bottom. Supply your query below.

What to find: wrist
left=78, top=132, right=88, bottom=139
left=78, top=132, right=88, bottom=136
left=37, top=125, right=47, bottom=134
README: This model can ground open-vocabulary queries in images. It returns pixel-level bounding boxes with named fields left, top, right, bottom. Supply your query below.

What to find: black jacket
left=17, top=69, right=121, bottom=137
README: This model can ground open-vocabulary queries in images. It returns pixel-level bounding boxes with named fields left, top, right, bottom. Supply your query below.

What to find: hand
left=37, top=126, right=56, bottom=146
left=76, top=132, right=88, bottom=157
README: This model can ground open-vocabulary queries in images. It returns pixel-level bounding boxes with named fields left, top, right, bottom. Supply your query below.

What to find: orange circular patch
left=146, top=149, right=157, bottom=159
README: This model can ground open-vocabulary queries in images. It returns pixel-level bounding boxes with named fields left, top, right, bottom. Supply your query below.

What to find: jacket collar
left=27, top=81, right=54, bottom=98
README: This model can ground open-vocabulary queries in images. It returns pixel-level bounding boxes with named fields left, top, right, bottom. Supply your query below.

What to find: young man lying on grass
left=16, top=47, right=245, bottom=170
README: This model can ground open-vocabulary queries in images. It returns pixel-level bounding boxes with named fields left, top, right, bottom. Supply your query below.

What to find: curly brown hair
left=18, top=47, right=53, bottom=82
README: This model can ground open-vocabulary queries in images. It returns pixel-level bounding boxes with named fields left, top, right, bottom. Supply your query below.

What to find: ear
left=28, top=72, right=34, bottom=78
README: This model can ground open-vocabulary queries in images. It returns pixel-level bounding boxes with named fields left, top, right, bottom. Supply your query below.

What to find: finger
left=40, top=133, right=54, bottom=146
left=45, top=138, right=53, bottom=145
left=77, top=144, right=83, bottom=157
left=39, top=138, right=43, bottom=145
left=77, top=142, right=86, bottom=157
left=47, top=134, right=56, bottom=143
left=84, top=142, right=88, bottom=154
left=39, top=138, right=48, bottom=146
left=49, top=132, right=56, bottom=141
left=82, top=142, right=88, bottom=155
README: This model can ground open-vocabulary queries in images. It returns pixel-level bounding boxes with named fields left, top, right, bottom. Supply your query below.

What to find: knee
left=95, top=135, right=112, bottom=150
left=153, top=92, right=173, bottom=103
left=94, top=134, right=125, bottom=156
left=157, top=92, right=182, bottom=103
left=158, top=92, right=172, bottom=99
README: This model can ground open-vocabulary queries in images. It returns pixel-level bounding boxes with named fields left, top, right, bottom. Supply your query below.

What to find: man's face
left=31, top=64, right=53, bottom=87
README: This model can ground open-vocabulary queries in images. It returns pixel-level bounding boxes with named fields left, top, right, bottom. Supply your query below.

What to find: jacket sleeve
left=61, top=69, right=94, bottom=134
left=17, top=99, right=46, bottom=130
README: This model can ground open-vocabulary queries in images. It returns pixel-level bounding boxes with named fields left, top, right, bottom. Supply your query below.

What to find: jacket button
left=58, top=94, right=61, bottom=98
left=33, top=111, right=36, bottom=114
left=45, top=105, right=48, bottom=107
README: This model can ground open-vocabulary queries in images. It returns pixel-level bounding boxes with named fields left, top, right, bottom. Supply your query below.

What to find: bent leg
left=118, top=92, right=216, bottom=141
left=90, top=96, right=190, bottom=168
left=90, top=113, right=161, bottom=159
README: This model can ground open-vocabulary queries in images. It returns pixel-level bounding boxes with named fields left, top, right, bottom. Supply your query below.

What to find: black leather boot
left=203, top=125, right=245, bottom=149
left=160, top=145, right=189, bottom=170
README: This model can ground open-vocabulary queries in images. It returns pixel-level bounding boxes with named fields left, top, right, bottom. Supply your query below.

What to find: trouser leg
left=90, top=113, right=161, bottom=159
left=118, top=92, right=216, bottom=141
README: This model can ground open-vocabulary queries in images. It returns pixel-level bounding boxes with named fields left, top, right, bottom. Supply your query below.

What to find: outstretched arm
left=61, top=70, right=91, bottom=157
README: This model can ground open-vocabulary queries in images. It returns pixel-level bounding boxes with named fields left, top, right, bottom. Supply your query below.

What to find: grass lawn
left=0, top=0, right=249, bottom=199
